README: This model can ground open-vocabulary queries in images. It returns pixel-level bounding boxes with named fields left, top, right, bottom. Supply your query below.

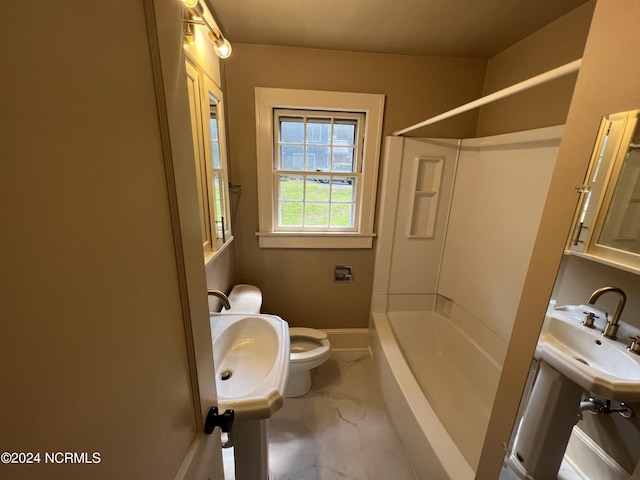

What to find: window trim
left=255, top=88, right=385, bottom=248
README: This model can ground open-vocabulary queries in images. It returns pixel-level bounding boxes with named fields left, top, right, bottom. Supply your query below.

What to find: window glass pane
left=306, top=176, right=330, bottom=202
left=280, top=120, right=304, bottom=143
left=305, top=203, right=329, bottom=226
left=213, top=172, right=222, bottom=220
left=210, top=114, right=219, bottom=141
left=306, top=146, right=329, bottom=171
left=330, top=203, right=354, bottom=227
left=279, top=175, right=303, bottom=201
left=331, top=177, right=355, bottom=201
left=279, top=201, right=303, bottom=226
left=280, top=145, right=304, bottom=170
left=307, top=121, right=331, bottom=144
left=332, top=146, right=354, bottom=172
left=209, top=104, right=221, bottom=170
left=333, top=122, right=356, bottom=144
left=213, top=172, right=224, bottom=239
left=212, top=141, right=221, bottom=169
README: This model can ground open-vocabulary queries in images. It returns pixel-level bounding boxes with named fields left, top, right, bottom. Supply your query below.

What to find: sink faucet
left=208, top=290, right=231, bottom=310
left=588, top=286, right=626, bottom=339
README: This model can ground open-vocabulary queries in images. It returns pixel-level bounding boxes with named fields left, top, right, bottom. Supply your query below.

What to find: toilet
left=287, top=327, right=331, bottom=397
left=224, top=284, right=263, bottom=314
left=225, top=284, right=331, bottom=398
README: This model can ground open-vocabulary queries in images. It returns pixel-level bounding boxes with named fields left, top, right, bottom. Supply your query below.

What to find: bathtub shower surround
left=371, top=126, right=563, bottom=477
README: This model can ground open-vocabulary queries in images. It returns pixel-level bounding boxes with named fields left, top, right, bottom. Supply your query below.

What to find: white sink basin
left=535, top=305, right=640, bottom=401
left=210, top=313, right=290, bottom=421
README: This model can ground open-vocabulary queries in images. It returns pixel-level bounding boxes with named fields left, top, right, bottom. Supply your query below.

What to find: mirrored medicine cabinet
left=185, top=58, right=233, bottom=263
left=567, top=109, right=640, bottom=273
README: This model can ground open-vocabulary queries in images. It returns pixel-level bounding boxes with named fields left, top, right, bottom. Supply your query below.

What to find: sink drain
left=220, top=370, right=233, bottom=381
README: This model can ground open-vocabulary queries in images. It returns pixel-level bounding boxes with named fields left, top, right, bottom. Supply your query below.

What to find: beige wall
left=476, top=1, right=595, bottom=137
left=223, top=45, right=486, bottom=328
left=477, top=0, right=640, bottom=477
left=0, top=1, right=221, bottom=478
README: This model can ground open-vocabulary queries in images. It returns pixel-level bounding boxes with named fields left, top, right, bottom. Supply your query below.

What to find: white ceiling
left=208, top=0, right=590, bottom=58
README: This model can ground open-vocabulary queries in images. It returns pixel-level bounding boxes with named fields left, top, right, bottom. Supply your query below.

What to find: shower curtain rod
left=392, top=58, right=582, bottom=136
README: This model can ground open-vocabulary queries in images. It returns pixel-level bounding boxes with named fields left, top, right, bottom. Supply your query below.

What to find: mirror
left=567, top=109, right=640, bottom=272
left=208, top=94, right=232, bottom=248
left=185, top=57, right=233, bottom=262
left=599, top=121, right=640, bottom=252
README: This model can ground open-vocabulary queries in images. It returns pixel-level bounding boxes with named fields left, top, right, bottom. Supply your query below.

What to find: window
left=186, top=58, right=232, bottom=262
left=275, top=110, right=363, bottom=230
left=255, top=88, right=385, bottom=248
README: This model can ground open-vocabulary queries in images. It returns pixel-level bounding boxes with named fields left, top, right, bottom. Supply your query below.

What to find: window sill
left=204, top=236, right=235, bottom=266
left=256, top=232, right=375, bottom=249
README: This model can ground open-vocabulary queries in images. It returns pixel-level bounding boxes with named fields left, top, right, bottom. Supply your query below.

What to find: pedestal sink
left=210, top=313, right=290, bottom=480
left=509, top=304, right=640, bottom=480
left=535, top=305, right=640, bottom=401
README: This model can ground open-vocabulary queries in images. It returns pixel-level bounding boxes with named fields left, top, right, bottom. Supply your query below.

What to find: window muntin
left=274, top=110, right=363, bottom=231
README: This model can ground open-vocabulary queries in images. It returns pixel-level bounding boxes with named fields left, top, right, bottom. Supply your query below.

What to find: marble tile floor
left=223, top=350, right=417, bottom=480
left=223, top=350, right=584, bottom=480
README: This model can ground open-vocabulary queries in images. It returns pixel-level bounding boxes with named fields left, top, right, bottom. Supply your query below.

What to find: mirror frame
left=567, top=109, right=640, bottom=273
left=184, top=54, right=233, bottom=264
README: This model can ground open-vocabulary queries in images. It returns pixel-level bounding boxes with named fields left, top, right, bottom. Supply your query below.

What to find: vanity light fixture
left=209, top=29, right=232, bottom=59
left=182, top=0, right=232, bottom=58
left=183, top=14, right=197, bottom=45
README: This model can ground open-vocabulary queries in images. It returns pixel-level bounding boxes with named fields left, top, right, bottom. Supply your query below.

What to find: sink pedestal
left=233, top=419, right=270, bottom=480
left=508, top=361, right=583, bottom=480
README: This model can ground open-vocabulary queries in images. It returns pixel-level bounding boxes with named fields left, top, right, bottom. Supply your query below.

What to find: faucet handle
left=629, top=336, right=640, bottom=355
left=602, top=319, right=619, bottom=339
left=582, top=311, right=598, bottom=328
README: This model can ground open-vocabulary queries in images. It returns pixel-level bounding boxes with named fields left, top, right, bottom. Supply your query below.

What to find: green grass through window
left=279, top=179, right=354, bottom=227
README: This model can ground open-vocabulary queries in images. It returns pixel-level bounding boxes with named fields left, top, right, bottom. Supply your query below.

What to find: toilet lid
left=289, top=327, right=327, bottom=340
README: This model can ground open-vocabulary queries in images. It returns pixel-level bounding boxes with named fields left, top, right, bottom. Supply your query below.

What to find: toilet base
left=286, top=370, right=312, bottom=397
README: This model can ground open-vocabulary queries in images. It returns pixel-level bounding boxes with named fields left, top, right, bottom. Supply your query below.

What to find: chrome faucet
left=208, top=290, right=230, bottom=310
left=588, top=286, right=627, bottom=339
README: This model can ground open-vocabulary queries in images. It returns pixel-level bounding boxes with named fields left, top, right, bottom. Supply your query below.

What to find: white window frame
left=255, top=88, right=385, bottom=248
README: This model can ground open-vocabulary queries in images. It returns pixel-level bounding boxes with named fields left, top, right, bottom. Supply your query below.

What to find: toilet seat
left=287, top=327, right=332, bottom=397
left=289, top=327, right=330, bottom=363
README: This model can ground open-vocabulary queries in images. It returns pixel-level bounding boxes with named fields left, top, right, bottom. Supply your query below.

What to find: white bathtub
left=371, top=311, right=501, bottom=479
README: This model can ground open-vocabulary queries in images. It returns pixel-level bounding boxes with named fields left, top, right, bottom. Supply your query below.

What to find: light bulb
left=183, top=0, right=204, bottom=17
left=209, top=32, right=232, bottom=58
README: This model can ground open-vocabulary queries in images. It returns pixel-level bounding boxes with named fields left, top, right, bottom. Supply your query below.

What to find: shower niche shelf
left=408, top=156, right=443, bottom=238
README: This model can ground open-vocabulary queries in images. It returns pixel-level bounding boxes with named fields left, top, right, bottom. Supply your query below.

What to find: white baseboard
left=565, top=426, right=631, bottom=480
left=323, top=328, right=370, bottom=351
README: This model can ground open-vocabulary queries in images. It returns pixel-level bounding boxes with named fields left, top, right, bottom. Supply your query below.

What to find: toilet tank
left=225, top=284, right=262, bottom=314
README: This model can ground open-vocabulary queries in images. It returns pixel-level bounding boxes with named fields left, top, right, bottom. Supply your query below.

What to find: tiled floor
left=224, top=350, right=584, bottom=480
left=224, top=350, right=416, bottom=479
